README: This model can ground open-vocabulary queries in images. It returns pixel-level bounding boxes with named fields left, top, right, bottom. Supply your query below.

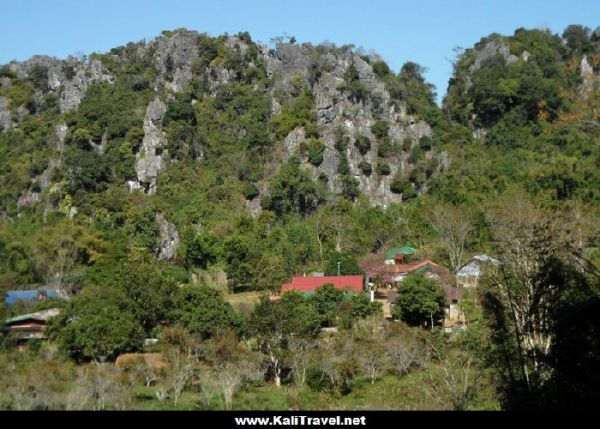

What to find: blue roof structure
left=5, top=290, right=62, bottom=306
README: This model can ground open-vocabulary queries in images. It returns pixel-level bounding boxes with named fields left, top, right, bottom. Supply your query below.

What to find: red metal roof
left=281, top=275, right=364, bottom=293
left=391, top=260, right=439, bottom=274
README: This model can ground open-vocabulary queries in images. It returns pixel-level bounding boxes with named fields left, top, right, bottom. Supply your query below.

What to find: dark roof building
left=385, top=246, right=416, bottom=263
left=3, top=308, right=60, bottom=340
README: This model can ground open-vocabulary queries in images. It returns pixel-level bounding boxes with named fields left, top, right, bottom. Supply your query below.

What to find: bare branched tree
left=430, top=205, right=473, bottom=276
left=481, top=195, right=595, bottom=390
left=352, top=318, right=389, bottom=384
left=422, top=355, right=478, bottom=410
left=67, top=364, right=135, bottom=410
left=211, top=355, right=261, bottom=410
left=288, top=337, right=315, bottom=387
left=385, top=327, right=431, bottom=375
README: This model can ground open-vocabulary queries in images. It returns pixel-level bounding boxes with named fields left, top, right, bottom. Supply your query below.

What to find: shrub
left=377, top=138, right=394, bottom=158
left=358, top=161, right=372, bottom=176
left=376, top=163, right=391, bottom=176
left=372, top=60, right=391, bottom=78
left=242, top=183, right=260, bottom=200
left=339, top=175, right=360, bottom=201
left=354, top=135, right=371, bottom=155
left=306, top=139, right=325, bottom=166
left=307, top=366, right=329, bottom=391
left=390, top=176, right=418, bottom=199
left=371, top=120, right=389, bottom=139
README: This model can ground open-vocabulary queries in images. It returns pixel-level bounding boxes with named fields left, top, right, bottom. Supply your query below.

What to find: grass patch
left=224, top=291, right=265, bottom=314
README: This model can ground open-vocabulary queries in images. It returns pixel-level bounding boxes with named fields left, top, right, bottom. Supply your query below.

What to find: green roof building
left=386, top=246, right=416, bottom=263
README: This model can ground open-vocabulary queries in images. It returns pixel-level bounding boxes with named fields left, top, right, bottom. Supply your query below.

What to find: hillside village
left=3, top=243, right=501, bottom=342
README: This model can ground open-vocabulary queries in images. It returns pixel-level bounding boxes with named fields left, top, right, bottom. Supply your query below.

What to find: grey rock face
left=155, top=213, right=180, bottom=260
left=0, top=77, right=11, bottom=88
left=283, top=127, right=306, bottom=158
left=59, top=59, right=113, bottom=113
left=47, top=66, right=65, bottom=91
left=17, top=122, right=68, bottom=210
left=224, top=35, right=249, bottom=55
left=55, top=123, right=68, bottom=153
left=16, top=105, right=29, bottom=122
left=264, top=42, right=432, bottom=207
left=151, top=30, right=199, bottom=92
left=205, top=67, right=231, bottom=93
left=579, top=55, right=598, bottom=99
left=3, top=55, right=112, bottom=115
left=470, top=41, right=518, bottom=73
left=245, top=197, right=262, bottom=219
left=17, top=189, right=41, bottom=208
left=6, top=31, right=440, bottom=211
left=9, top=55, right=62, bottom=80
left=130, top=97, right=168, bottom=194
left=0, top=96, right=12, bottom=132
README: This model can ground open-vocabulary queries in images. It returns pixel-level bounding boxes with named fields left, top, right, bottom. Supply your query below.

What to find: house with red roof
left=362, top=258, right=442, bottom=285
left=271, top=275, right=365, bottom=300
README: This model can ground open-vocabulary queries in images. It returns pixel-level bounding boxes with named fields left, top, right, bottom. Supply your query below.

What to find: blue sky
left=1, top=0, right=599, bottom=102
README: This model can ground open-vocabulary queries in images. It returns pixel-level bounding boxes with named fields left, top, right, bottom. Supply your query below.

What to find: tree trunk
left=430, top=312, right=434, bottom=330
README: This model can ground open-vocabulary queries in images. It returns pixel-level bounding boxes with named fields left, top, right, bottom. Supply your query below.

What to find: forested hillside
left=0, top=26, right=599, bottom=411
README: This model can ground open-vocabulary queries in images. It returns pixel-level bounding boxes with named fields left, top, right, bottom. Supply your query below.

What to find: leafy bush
left=172, top=285, right=243, bottom=338
left=55, top=286, right=144, bottom=362
left=269, top=90, right=317, bottom=139
left=339, top=64, right=368, bottom=102
left=266, top=158, right=323, bottom=216
left=242, top=183, right=260, bottom=200
left=392, top=274, right=445, bottom=328
left=354, top=135, right=371, bottom=155
left=339, top=175, right=360, bottom=201
left=371, top=120, right=389, bottom=139
left=358, top=161, right=372, bottom=176
left=372, top=60, right=391, bottom=78
left=390, top=176, right=418, bottom=199
left=307, top=366, right=329, bottom=391
left=376, top=163, right=391, bottom=176
left=377, top=138, right=394, bottom=158
left=306, top=139, right=325, bottom=166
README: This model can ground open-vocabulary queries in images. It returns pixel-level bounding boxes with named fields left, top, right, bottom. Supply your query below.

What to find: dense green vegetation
left=1, top=26, right=600, bottom=410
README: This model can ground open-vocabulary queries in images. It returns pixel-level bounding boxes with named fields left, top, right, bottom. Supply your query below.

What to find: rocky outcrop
left=155, top=213, right=180, bottom=260
left=58, top=59, right=113, bottom=113
left=151, top=30, right=199, bottom=92
left=264, top=42, right=431, bottom=207
left=579, top=55, right=599, bottom=99
left=4, top=30, right=440, bottom=210
left=9, top=55, right=61, bottom=80
left=17, top=123, right=68, bottom=210
left=0, top=96, right=12, bottom=132
left=129, top=97, right=168, bottom=194
left=1, top=55, right=113, bottom=122
left=470, top=41, right=518, bottom=73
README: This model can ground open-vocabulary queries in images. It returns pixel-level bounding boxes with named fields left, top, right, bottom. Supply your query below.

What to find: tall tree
left=430, top=204, right=474, bottom=276
left=247, top=292, right=321, bottom=387
left=480, top=195, right=597, bottom=408
left=393, top=274, right=446, bottom=329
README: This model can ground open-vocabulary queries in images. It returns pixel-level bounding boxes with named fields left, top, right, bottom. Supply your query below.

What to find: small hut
left=385, top=246, right=416, bottom=265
